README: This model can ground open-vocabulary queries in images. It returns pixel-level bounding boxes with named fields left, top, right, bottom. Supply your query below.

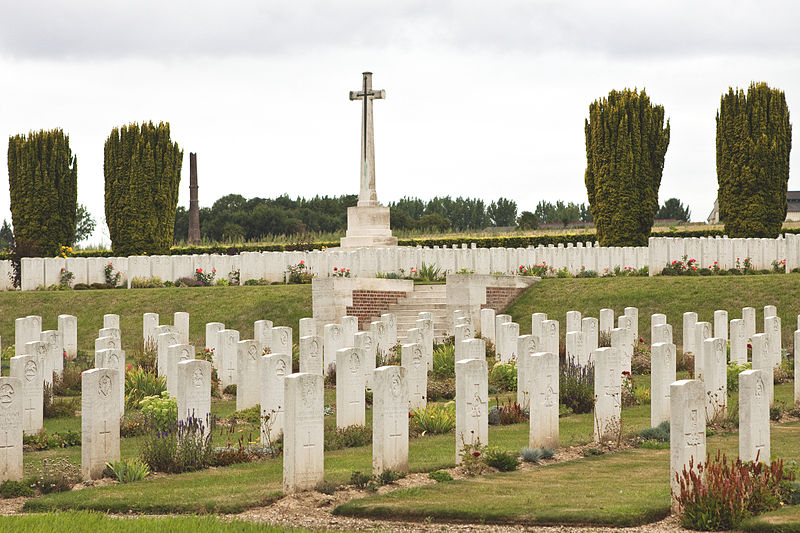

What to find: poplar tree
left=7, top=129, right=78, bottom=256
left=716, top=82, right=792, bottom=238
left=584, top=89, right=670, bottom=246
left=104, top=122, right=183, bottom=255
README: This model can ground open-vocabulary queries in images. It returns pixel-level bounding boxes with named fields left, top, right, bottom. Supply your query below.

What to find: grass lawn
left=0, top=511, right=327, bottom=532
left=508, top=274, right=800, bottom=349
left=0, top=284, right=312, bottom=354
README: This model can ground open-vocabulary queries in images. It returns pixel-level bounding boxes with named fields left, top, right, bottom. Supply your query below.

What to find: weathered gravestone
left=341, top=316, right=358, bottom=347
left=653, top=323, right=673, bottom=345
left=650, top=342, right=676, bottom=427
left=336, top=348, right=366, bottom=428
left=480, top=308, right=496, bottom=343
left=714, top=310, right=728, bottom=343
left=372, top=365, right=409, bottom=475
left=455, top=358, right=488, bottom=463
left=594, top=347, right=621, bottom=443
left=270, top=326, right=293, bottom=357
left=751, top=333, right=774, bottom=405
left=542, top=319, right=559, bottom=358
left=371, top=320, right=389, bottom=361
left=98, top=327, right=120, bottom=340
left=156, top=330, right=180, bottom=378
left=730, top=319, right=747, bottom=364
left=566, top=331, right=585, bottom=366
left=205, top=322, right=225, bottom=367
left=610, top=328, right=630, bottom=374
left=599, top=308, right=614, bottom=336
left=693, top=322, right=712, bottom=380
left=566, top=311, right=582, bottom=333
left=96, top=348, right=126, bottom=414
left=765, top=315, right=782, bottom=367
left=299, top=335, right=323, bottom=375
left=670, top=379, right=706, bottom=511
left=15, top=316, right=41, bottom=356
left=354, top=332, right=377, bottom=388
left=217, top=329, right=240, bottom=390
left=103, top=314, right=120, bottom=329
left=682, top=312, right=697, bottom=355
left=142, top=313, right=159, bottom=348
left=0, top=377, right=23, bottom=482
left=703, top=338, right=727, bottom=422
left=174, top=312, right=190, bottom=344
left=742, top=307, right=756, bottom=341
left=531, top=312, right=547, bottom=339
left=283, top=373, right=324, bottom=494
left=454, top=324, right=474, bottom=362
left=9, top=354, right=43, bottom=435
left=58, top=314, right=78, bottom=360
left=529, top=351, right=559, bottom=449
left=739, top=369, right=770, bottom=463
left=81, top=368, right=120, bottom=480
left=796, top=331, right=800, bottom=406
left=416, top=318, right=434, bottom=370
left=177, top=359, right=212, bottom=436
left=651, top=314, right=667, bottom=344
left=237, top=340, right=261, bottom=410
left=624, top=306, right=639, bottom=340
left=323, top=323, right=345, bottom=376
left=516, top=335, right=538, bottom=407
left=261, top=353, right=291, bottom=442
left=299, top=317, right=317, bottom=339
left=40, top=330, right=62, bottom=384
left=582, top=317, right=599, bottom=359
left=401, top=343, right=427, bottom=410
left=254, top=320, right=273, bottom=354
left=381, top=313, right=397, bottom=347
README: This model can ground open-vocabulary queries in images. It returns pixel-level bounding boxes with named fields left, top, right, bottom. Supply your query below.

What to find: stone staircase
left=387, top=284, right=449, bottom=343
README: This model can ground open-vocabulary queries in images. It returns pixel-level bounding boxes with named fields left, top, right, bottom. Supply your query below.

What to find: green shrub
left=677, top=452, right=792, bottom=530
left=483, top=446, right=519, bottom=472
left=410, top=402, right=456, bottom=435
left=426, top=377, right=455, bottom=402
left=0, top=480, right=34, bottom=498
left=316, top=481, right=338, bottom=495
left=124, top=367, right=166, bottom=411
left=139, top=392, right=177, bottom=431
left=349, top=471, right=372, bottom=489
left=489, top=362, right=517, bottom=392
left=141, top=415, right=213, bottom=473
left=638, top=421, right=670, bottom=442
left=520, top=447, right=555, bottom=463
left=130, top=277, right=165, bottom=288
left=53, top=365, right=83, bottom=396
left=224, top=384, right=237, bottom=395
left=378, top=469, right=403, bottom=485
left=431, top=343, right=455, bottom=378
left=560, top=359, right=594, bottom=414
left=415, top=262, right=444, bottom=282
left=728, top=360, right=752, bottom=392
left=230, top=405, right=261, bottom=425
left=428, top=470, right=454, bottom=482
left=324, top=425, right=372, bottom=451
left=23, top=429, right=80, bottom=450
left=106, top=458, right=151, bottom=483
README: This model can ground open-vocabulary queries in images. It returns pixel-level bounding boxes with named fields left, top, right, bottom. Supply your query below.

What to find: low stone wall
left=8, top=234, right=800, bottom=291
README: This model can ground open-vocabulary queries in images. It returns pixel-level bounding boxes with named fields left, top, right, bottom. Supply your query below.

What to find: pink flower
left=300, top=260, right=305, bottom=265
left=197, top=268, right=202, bottom=273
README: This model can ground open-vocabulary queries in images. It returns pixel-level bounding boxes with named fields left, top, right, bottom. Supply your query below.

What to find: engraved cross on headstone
left=349, top=72, right=385, bottom=207
left=0, top=431, right=13, bottom=463
left=99, top=420, right=112, bottom=453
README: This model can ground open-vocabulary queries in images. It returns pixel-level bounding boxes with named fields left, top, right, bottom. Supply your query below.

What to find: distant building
left=707, top=191, right=800, bottom=224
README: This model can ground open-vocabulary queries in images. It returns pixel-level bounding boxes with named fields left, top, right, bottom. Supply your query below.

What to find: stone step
left=408, top=284, right=447, bottom=293
left=398, top=295, right=447, bottom=302
left=388, top=303, right=448, bottom=311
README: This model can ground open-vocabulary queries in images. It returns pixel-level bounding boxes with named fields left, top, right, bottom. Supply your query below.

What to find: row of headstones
left=649, top=234, right=800, bottom=275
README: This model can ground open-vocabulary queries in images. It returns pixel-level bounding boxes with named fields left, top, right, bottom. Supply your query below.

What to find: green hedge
left=6, top=227, right=800, bottom=260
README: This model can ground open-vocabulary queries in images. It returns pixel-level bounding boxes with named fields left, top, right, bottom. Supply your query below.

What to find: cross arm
left=349, top=90, right=386, bottom=101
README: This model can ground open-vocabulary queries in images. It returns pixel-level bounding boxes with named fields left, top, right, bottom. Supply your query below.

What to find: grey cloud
left=1, top=0, right=799, bottom=60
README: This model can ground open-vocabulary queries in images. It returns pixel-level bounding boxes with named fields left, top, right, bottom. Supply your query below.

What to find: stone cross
left=349, top=72, right=385, bottom=207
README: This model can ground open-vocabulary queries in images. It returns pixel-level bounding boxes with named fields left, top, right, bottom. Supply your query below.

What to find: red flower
left=473, top=452, right=481, bottom=457
left=621, top=370, right=631, bottom=376
left=126, top=365, right=131, bottom=370
left=197, top=268, right=202, bottom=273
left=346, top=269, right=350, bottom=272
left=638, top=337, right=644, bottom=343
left=333, top=267, right=338, bottom=271
left=300, top=260, right=305, bottom=265
left=519, top=265, right=524, bottom=270
left=747, top=343, right=752, bottom=349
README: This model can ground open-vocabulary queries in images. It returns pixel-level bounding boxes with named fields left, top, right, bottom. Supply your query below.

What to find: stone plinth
left=340, top=205, right=398, bottom=249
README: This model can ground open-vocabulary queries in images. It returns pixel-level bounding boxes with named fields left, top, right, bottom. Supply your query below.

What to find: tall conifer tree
left=104, top=122, right=183, bottom=255
left=7, top=129, right=78, bottom=256
left=585, top=89, right=670, bottom=246
left=716, top=82, right=792, bottom=238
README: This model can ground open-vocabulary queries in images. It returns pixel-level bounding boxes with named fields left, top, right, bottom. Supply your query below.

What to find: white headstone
left=155, top=330, right=179, bottom=377
left=81, top=368, right=120, bottom=480
left=260, top=353, right=290, bottom=442
left=764, top=305, right=777, bottom=319
left=371, top=320, right=389, bottom=361
left=205, top=322, right=225, bottom=367
left=599, top=308, right=614, bottom=336
left=624, top=307, right=639, bottom=341
left=381, top=313, right=398, bottom=347
left=529, top=351, right=559, bottom=449
left=336, top=348, right=366, bottom=428
left=582, top=317, right=599, bottom=359
left=455, top=358, right=488, bottom=463
left=341, top=316, right=358, bottom=347
left=401, top=343, right=427, bottom=410
left=739, top=369, right=770, bottom=463
left=283, top=373, right=324, bottom=494
left=372, top=365, right=409, bottom=475
left=516, top=335, right=538, bottom=407
left=566, top=311, right=582, bottom=333
left=751, top=333, right=774, bottom=405
left=98, top=327, right=121, bottom=340
left=0, top=377, right=24, bottom=482
left=323, top=323, right=345, bottom=376
left=611, top=327, right=631, bottom=374
left=653, top=324, right=673, bottom=345
left=103, top=314, right=120, bottom=329
left=299, top=335, right=323, bottom=375
left=730, top=319, right=747, bottom=364
left=299, top=318, right=317, bottom=339
left=742, top=307, right=756, bottom=341
left=480, top=308, right=496, bottom=343
left=254, top=320, right=273, bottom=354
left=15, top=316, right=41, bottom=356
left=217, top=329, right=240, bottom=390
left=531, top=312, right=547, bottom=339
left=682, top=312, right=697, bottom=355
left=10, top=354, right=43, bottom=435
left=704, top=338, right=727, bottom=422
left=416, top=318, right=434, bottom=371
left=495, top=314, right=512, bottom=340
left=796, top=331, right=800, bottom=407
left=454, top=324, right=474, bottom=362
left=693, top=322, right=712, bottom=380
left=270, top=326, right=293, bottom=358
left=95, top=348, right=126, bottom=414
left=58, top=314, right=77, bottom=360
left=143, top=312, right=159, bottom=348
left=542, top=319, right=559, bottom=357
left=566, top=331, right=586, bottom=367
left=650, top=314, right=667, bottom=344
left=650, top=342, right=676, bottom=427
left=40, top=330, right=62, bottom=383
left=765, top=315, right=782, bottom=367
left=593, top=347, right=621, bottom=443
left=236, top=340, right=261, bottom=410
left=713, top=310, right=728, bottom=343
left=177, top=358, right=212, bottom=436
left=670, top=379, right=706, bottom=511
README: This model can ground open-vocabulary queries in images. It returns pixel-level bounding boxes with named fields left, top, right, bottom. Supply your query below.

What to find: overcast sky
left=1, top=0, right=799, bottom=244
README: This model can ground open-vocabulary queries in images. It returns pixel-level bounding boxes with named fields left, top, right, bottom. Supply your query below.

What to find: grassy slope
left=507, top=274, right=800, bottom=349
left=0, top=285, right=312, bottom=353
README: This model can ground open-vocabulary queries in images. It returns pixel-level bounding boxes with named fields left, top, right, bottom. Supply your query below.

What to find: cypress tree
left=716, top=82, right=792, bottom=238
left=7, top=129, right=78, bottom=256
left=584, top=89, right=670, bottom=246
left=104, top=122, right=183, bottom=256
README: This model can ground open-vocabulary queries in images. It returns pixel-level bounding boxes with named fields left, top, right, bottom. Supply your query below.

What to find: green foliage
left=106, top=458, right=151, bottom=483
left=377, top=469, right=403, bottom=485
left=431, top=343, right=455, bottom=378
left=585, top=88, right=670, bottom=246
left=7, top=129, right=78, bottom=256
left=638, top=421, right=670, bottom=443
left=141, top=415, right=214, bottom=473
left=125, top=367, right=167, bottom=410
left=23, top=429, right=80, bottom=450
left=390, top=195, right=489, bottom=231
left=0, top=220, right=12, bottom=252
left=0, top=480, right=34, bottom=498
left=230, top=405, right=261, bottom=425
left=324, top=425, right=372, bottom=451
left=489, top=362, right=517, bottom=392
left=415, top=262, right=444, bottom=282
left=531, top=200, right=593, bottom=226
left=487, top=397, right=528, bottom=425
left=74, top=203, right=96, bottom=243
left=656, top=198, right=691, bottom=222
left=717, top=82, right=792, bottom=238
left=521, top=446, right=556, bottom=463
left=483, top=446, right=519, bottom=472
left=428, top=470, right=454, bottom=482
left=349, top=471, right=373, bottom=489
left=677, top=452, right=792, bottom=530
left=29, top=458, right=81, bottom=494
left=728, top=360, right=752, bottom=392
left=410, top=402, right=456, bottom=434
left=104, top=121, right=183, bottom=255
left=487, top=198, right=518, bottom=227
left=560, top=359, right=594, bottom=414
left=139, top=391, right=177, bottom=431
